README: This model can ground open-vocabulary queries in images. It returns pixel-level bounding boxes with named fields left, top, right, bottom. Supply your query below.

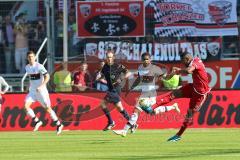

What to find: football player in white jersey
left=24, top=51, right=63, bottom=135
left=113, top=52, right=180, bottom=137
left=0, top=76, right=10, bottom=113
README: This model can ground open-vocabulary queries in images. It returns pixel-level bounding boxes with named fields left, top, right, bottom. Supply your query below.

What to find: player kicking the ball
left=24, top=51, right=64, bottom=135
left=113, top=52, right=180, bottom=137
left=153, top=51, right=210, bottom=142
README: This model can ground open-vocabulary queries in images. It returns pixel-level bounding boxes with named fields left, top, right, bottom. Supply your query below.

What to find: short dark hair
left=27, top=51, right=35, bottom=56
left=141, top=52, right=151, bottom=60
left=179, top=51, right=190, bottom=59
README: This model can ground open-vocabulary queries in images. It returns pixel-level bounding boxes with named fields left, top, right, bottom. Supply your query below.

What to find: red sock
left=153, top=93, right=173, bottom=109
left=177, top=111, right=195, bottom=136
left=176, top=125, right=187, bottom=136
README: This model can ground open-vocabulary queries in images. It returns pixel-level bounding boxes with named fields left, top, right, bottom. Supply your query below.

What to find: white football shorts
left=25, top=87, right=51, bottom=108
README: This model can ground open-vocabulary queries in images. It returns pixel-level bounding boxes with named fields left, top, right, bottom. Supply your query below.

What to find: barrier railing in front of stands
left=21, top=38, right=48, bottom=92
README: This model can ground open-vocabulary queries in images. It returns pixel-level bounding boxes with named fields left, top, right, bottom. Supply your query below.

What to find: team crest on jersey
left=208, top=1, right=232, bottom=25
left=129, top=3, right=141, bottom=17
left=80, top=4, right=91, bottom=18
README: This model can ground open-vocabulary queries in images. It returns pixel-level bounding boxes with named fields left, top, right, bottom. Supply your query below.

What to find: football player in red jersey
left=153, top=51, right=211, bottom=142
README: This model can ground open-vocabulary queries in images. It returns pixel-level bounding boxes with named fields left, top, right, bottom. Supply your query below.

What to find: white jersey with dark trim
left=0, top=76, right=10, bottom=93
left=138, top=64, right=163, bottom=92
left=25, top=62, right=48, bottom=91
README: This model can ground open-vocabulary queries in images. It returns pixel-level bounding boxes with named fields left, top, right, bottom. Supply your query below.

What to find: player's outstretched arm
left=125, top=75, right=141, bottom=96
left=172, top=66, right=195, bottom=75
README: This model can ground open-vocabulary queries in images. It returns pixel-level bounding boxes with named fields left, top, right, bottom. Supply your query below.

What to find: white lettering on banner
left=98, top=41, right=105, bottom=59
left=220, top=68, right=232, bottom=89
left=184, top=67, right=233, bottom=89
left=206, top=68, right=217, bottom=88
left=87, top=41, right=220, bottom=61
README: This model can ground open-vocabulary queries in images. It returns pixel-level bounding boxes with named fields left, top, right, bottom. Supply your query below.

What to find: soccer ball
left=138, top=98, right=153, bottom=114
left=138, top=98, right=151, bottom=108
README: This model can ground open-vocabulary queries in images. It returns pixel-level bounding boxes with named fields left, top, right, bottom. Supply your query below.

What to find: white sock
left=26, top=108, right=36, bottom=119
left=154, top=105, right=175, bottom=114
left=166, top=106, right=175, bottom=111
left=129, top=113, right=138, bottom=125
left=123, top=113, right=138, bottom=132
left=123, top=123, right=131, bottom=132
left=49, top=109, right=59, bottom=122
left=26, top=108, right=39, bottom=122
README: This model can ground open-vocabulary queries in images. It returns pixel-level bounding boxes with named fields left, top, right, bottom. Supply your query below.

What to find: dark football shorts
left=104, top=88, right=121, bottom=104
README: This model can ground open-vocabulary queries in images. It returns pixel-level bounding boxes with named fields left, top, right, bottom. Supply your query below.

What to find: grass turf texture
left=0, top=129, right=240, bottom=160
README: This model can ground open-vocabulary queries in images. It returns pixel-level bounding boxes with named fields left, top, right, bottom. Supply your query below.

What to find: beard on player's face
left=182, top=56, right=191, bottom=67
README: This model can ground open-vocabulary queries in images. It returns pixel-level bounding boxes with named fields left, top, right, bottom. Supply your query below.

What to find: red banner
left=76, top=1, right=145, bottom=37
left=1, top=91, right=240, bottom=131
left=56, top=60, right=240, bottom=90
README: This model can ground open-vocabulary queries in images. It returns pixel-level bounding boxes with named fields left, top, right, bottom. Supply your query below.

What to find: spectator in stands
left=94, top=61, right=108, bottom=91
left=14, top=13, right=29, bottom=73
left=72, top=62, right=92, bottom=92
left=53, top=62, right=72, bottom=92
left=0, top=75, right=10, bottom=113
left=35, top=19, right=46, bottom=44
left=3, top=15, right=15, bottom=73
left=55, top=11, right=63, bottom=57
left=0, top=16, right=5, bottom=73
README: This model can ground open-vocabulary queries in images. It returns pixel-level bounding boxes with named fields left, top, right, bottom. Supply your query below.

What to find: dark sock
left=127, top=122, right=133, bottom=128
left=120, top=109, right=130, bottom=121
left=32, top=117, right=39, bottom=123
left=102, top=108, right=113, bottom=124
left=54, top=120, right=61, bottom=126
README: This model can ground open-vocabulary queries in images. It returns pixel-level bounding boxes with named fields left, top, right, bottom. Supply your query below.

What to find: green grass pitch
left=0, top=129, right=240, bottom=160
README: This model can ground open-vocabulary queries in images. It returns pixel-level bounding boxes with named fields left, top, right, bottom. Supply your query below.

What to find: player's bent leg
left=115, top=101, right=130, bottom=121
left=153, top=103, right=180, bottom=115
left=45, top=107, right=64, bottom=135
left=168, top=109, right=195, bottom=142
left=153, top=90, right=182, bottom=109
left=129, top=108, right=141, bottom=134
left=100, top=100, right=115, bottom=131
left=173, top=103, right=180, bottom=113
left=25, top=101, right=43, bottom=131
left=103, top=121, right=116, bottom=131
left=122, top=108, right=141, bottom=136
